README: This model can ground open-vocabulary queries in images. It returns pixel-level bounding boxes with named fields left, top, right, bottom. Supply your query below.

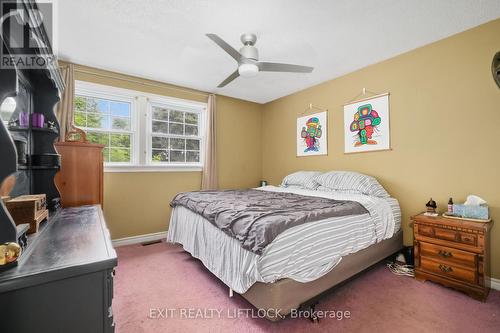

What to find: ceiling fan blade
left=206, top=34, right=243, bottom=62
left=258, top=62, right=313, bottom=73
left=217, top=70, right=240, bottom=88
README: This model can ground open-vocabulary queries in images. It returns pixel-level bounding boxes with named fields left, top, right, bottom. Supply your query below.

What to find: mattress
left=166, top=186, right=401, bottom=294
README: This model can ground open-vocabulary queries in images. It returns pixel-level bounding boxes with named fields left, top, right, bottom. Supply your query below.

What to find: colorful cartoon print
left=349, top=104, right=381, bottom=146
left=301, top=117, right=322, bottom=152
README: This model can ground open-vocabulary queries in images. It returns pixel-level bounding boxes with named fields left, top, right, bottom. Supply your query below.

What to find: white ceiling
left=56, top=0, right=500, bottom=104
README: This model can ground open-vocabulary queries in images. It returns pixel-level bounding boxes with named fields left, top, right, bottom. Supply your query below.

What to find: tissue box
left=453, top=204, right=489, bottom=220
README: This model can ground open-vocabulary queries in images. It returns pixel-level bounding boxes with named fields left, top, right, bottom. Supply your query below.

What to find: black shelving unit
left=8, top=126, right=58, bottom=134
left=0, top=0, right=64, bottom=244
left=6, top=126, right=28, bottom=132
left=0, top=4, right=117, bottom=331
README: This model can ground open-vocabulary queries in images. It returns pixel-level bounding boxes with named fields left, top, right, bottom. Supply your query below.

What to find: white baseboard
left=488, top=277, right=500, bottom=291
left=112, top=231, right=168, bottom=247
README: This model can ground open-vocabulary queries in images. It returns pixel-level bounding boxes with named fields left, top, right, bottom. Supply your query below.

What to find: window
left=149, top=103, right=202, bottom=164
left=74, top=81, right=206, bottom=172
left=74, top=94, right=134, bottom=163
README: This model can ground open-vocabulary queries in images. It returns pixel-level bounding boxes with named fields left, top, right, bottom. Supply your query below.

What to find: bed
left=167, top=171, right=402, bottom=321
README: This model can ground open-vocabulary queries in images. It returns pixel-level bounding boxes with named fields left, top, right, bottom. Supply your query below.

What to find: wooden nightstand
left=412, top=213, right=492, bottom=301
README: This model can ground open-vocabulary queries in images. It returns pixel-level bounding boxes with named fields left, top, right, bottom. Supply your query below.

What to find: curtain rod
left=72, top=67, right=210, bottom=98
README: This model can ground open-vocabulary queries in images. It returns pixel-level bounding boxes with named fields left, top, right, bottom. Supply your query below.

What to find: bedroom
left=0, top=0, right=499, bottom=332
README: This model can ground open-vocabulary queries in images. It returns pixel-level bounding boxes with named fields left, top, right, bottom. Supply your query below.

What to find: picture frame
left=343, top=93, right=391, bottom=154
left=296, top=111, right=328, bottom=157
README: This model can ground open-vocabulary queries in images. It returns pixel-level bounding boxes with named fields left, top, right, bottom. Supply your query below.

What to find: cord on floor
left=387, top=262, right=414, bottom=277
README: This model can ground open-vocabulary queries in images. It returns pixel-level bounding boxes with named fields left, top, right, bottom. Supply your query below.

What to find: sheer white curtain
left=201, top=94, right=218, bottom=190
left=55, top=63, right=75, bottom=141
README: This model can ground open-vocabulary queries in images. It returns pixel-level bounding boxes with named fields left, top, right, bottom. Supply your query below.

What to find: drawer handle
left=438, top=250, right=453, bottom=258
left=462, top=237, right=473, bottom=243
left=439, top=264, right=453, bottom=273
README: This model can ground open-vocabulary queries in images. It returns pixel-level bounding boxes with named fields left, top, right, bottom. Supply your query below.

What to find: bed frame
left=240, top=229, right=403, bottom=321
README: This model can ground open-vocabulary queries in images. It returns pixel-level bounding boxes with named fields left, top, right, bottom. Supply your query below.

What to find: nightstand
left=412, top=213, right=492, bottom=301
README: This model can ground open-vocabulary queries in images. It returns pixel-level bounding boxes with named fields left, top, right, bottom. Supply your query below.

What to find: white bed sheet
left=166, top=186, right=401, bottom=294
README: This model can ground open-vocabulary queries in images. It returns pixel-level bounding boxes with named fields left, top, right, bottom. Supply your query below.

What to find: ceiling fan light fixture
left=238, top=63, right=259, bottom=77
left=206, top=33, right=313, bottom=87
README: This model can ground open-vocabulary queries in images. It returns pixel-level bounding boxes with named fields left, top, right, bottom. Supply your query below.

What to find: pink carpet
left=114, top=241, right=500, bottom=333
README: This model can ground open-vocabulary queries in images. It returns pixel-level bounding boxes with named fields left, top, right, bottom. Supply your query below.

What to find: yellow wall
left=261, top=19, right=500, bottom=278
left=67, top=63, right=262, bottom=239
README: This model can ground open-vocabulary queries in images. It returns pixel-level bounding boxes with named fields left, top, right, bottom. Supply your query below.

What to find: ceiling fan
left=206, top=33, right=314, bottom=88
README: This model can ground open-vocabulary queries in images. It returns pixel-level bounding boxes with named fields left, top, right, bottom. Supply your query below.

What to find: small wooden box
left=6, top=194, right=48, bottom=234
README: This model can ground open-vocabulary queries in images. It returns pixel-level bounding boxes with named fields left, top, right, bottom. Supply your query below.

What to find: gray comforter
left=170, top=189, right=368, bottom=255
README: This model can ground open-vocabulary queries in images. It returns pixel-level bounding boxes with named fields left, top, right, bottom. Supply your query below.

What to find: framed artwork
left=296, top=111, right=327, bottom=157
left=343, top=93, right=390, bottom=154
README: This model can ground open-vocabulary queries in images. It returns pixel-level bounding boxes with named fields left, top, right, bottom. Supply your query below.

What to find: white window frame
left=74, top=81, right=207, bottom=172
left=74, top=82, right=139, bottom=166
left=147, top=97, right=205, bottom=169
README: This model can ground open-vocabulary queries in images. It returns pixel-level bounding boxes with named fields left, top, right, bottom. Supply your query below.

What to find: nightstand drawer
left=420, top=257, right=476, bottom=284
left=459, top=232, right=477, bottom=246
left=416, top=224, right=435, bottom=237
left=416, top=224, right=458, bottom=241
left=416, top=225, right=479, bottom=247
left=434, top=228, right=457, bottom=241
left=420, top=242, right=476, bottom=268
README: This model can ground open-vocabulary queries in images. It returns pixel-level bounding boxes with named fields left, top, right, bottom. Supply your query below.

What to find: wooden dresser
left=412, top=213, right=492, bottom=301
left=55, top=142, right=104, bottom=207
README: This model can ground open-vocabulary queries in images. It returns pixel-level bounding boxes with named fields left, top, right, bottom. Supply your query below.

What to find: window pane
left=75, top=96, right=86, bottom=112
left=186, top=139, right=200, bottom=150
left=74, top=112, right=86, bottom=127
left=170, top=138, right=185, bottom=150
left=97, top=99, right=109, bottom=113
left=169, top=110, right=184, bottom=123
left=110, top=134, right=130, bottom=147
left=109, top=148, right=130, bottom=163
left=185, top=125, right=198, bottom=136
left=86, top=113, right=110, bottom=129
left=86, top=98, right=99, bottom=113
left=152, top=136, right=168, bottom=149
left=152, top=149, right=168, bottom=162
left=185, top=112, right=198, bottom=125
left=87, top=132, right=109, bottom=145
left=186, top=151, right=199, bottom=163
left=112, top=117, right=130, bottom=130
left=170, top=150, right=185, bottom=162
left=152, top=121, right=168, bottom=134
left=152, top=107, right=169, bottom=121
left=74, top=91, right=134, bottom=165
left=75, top=96, right=131, bottom=130
left=110, top=101, right=130, bottom=117
left=102, top=148, right=110, bottom=162
left=169, top=123, right=183, bottom=135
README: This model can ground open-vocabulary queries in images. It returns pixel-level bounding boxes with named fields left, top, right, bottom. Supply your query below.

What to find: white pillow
left=314, top=171, right=390, bottom=198
left=316, top=186, right=363, bottom=195
left=281, top=171, right=322, bottom=190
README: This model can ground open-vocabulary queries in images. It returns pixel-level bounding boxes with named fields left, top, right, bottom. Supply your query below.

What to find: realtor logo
left=0, top=0, right=56, bottom=69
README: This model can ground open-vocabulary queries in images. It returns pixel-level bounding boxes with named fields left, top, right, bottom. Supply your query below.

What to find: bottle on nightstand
left=448, top=198, right=454, bottom=214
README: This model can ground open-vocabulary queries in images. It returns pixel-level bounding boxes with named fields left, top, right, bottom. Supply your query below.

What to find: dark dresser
left=0, top=205, right=117, bottom=333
